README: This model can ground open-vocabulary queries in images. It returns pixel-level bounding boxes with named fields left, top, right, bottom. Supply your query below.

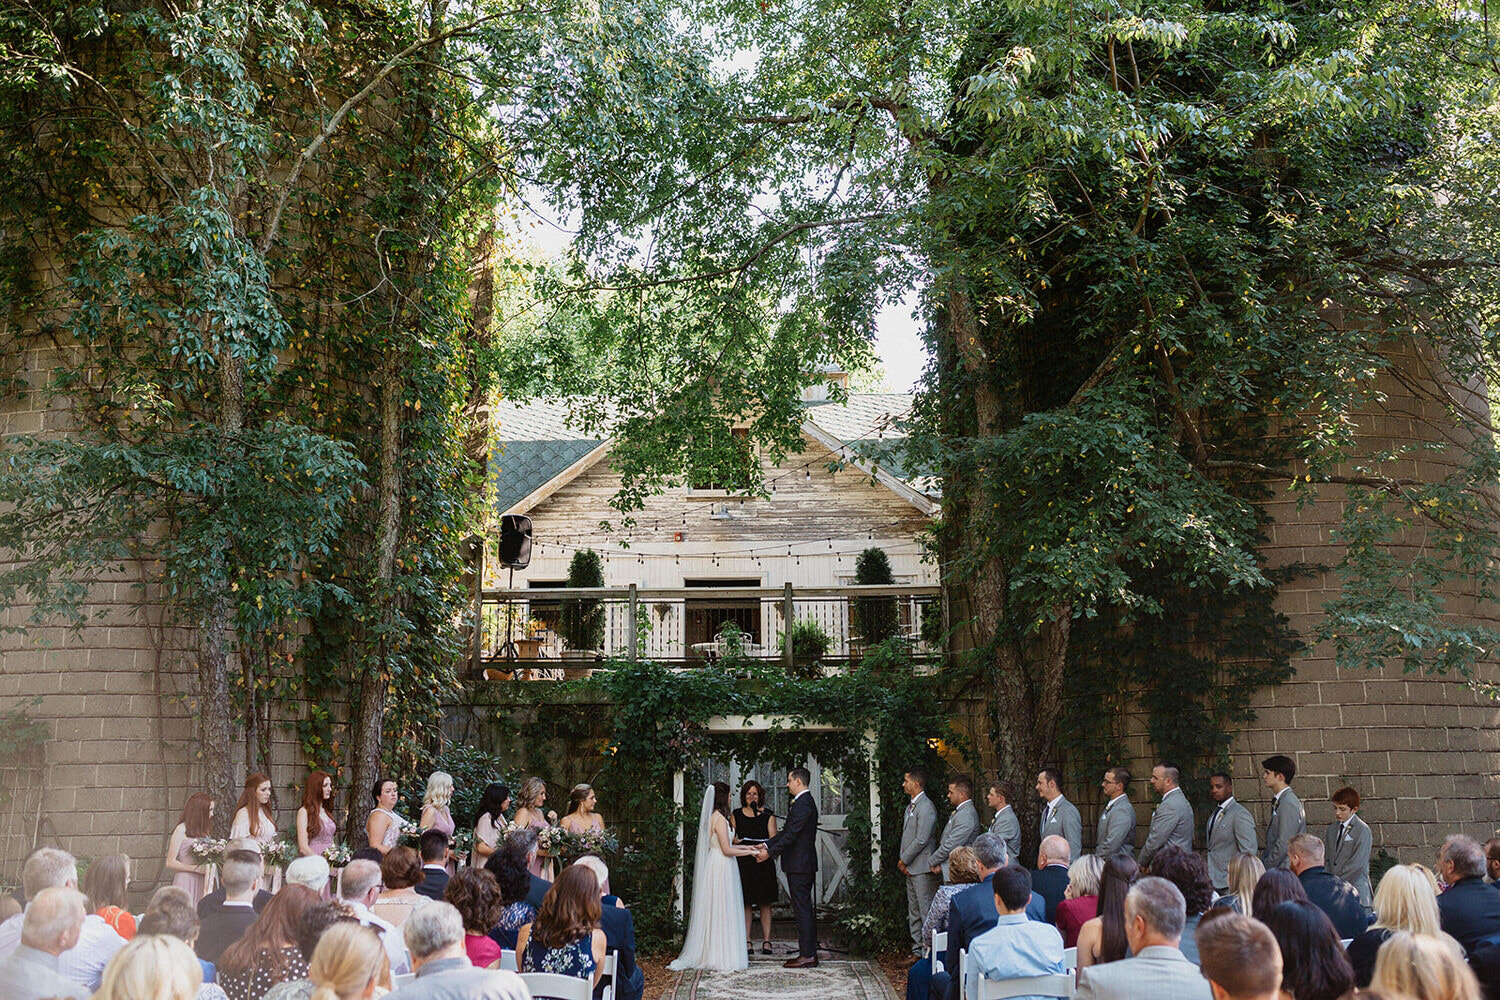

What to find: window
left=683, top=578, right=762, bottom=645
left=526, top=580, right=567, bottom=633
left=690, top=427, right=754, bottom=493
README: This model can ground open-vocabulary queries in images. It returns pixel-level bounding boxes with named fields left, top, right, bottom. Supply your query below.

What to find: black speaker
left=498, top=514, right=533, bottom=569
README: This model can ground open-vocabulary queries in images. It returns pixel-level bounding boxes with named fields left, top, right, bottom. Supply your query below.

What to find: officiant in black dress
left=732, top=780, right=779, bottom=955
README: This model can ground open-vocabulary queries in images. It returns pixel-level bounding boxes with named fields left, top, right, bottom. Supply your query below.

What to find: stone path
left=661, top=940, right=898, bottom=1000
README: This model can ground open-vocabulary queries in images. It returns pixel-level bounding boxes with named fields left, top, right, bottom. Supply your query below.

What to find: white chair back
left=520, top=972, right=593, bottom=1000
left=393, top=972, right=415, bottom=987
left=932, top=931, right=948, bottom=975
left=1341, top=938, right=1353, bottom=949
left=1062, top=946, right=1077, bottom=970
left=963, top=945, right=1075, bottom=999
left=499, top=948, right=518, bottom=971
left=600, top=950, right=619, bottom=1000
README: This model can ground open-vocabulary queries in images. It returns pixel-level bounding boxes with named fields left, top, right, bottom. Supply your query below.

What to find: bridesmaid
left=366, top=777, right=404, bottom=855
left=230, top=772, right=277, bottom=843
left=420, top=772, right=457, bottom=873
left=472, top=782, right=511, bottom=869
left=558, top=784, right=604, bottom=836
left=296, top=771, right=336, bottom=858
left=513, top=777, right=552, bottom=879
left=165, top=792, right=214, bottom=902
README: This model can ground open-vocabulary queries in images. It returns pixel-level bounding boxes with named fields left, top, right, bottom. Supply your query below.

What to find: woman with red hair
left=296, top=771, right=336, bottom=858
left=230, top=772, right=277, bottom=844
left=217, top=883, right=319, bottom=1000
left=165, top=792, right=214, bottom=902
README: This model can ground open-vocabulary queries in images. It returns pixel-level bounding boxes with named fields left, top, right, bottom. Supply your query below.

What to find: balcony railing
left=470, top=584, right=943, bottom=678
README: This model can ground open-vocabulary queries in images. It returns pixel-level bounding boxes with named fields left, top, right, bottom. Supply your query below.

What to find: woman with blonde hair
left=420, top=772, right=456, bottom=868
left=95, top=934, right=203, bottom=1000
left=513, top=777, right=553, bottom=878
left=1220, top=852, right=1265, bottom=915
left=1055, top=854, right=1105, bottom=948
left=1348, top=864, right=1454, bottom=986
left=1370, top=931, right=1479, bottom=1000
left=307, top=922, right=390, bottom=1000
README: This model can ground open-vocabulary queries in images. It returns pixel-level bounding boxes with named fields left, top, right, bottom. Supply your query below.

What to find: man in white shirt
left=1138, top=763, right=1194, bottom=868
left=1035, top=769, right=1082, bottom=862
left=1260, top=755, right=1305, bottom=870
left=342, top=858, right=412, bottom=975
left=898, top=768, right=939, bottom=960
left=0, top=887, right=92, bottom=1000
left=931, top=775, right=981, bottom=881
left=987, top=780, right=1021, bottom=863
left=0, top=847, right=125, bottom=990
left=1205, top=773, right=1257, bottom=894
left=1095, top=767, right=1135, bottom=858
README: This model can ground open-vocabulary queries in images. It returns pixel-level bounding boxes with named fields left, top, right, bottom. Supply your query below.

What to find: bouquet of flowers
left=396, top=817, right=421, bottom=845
left=450, top=828, right=474, bottom=860
left=261, top=838, right=299, bottom=869
left=322, top=842, right=353, bottom=867
left=554, top=827, right=619, bottom=863
left=536, top=824, right=567, bottom=857
left=189, top=838, right=228, bottom=867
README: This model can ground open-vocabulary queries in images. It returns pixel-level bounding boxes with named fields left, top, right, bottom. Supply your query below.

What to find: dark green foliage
left=560, top=550, right=606, bottom=652
left=853, top=547, right=901, bottom=644
left=779, top=617, right=833, bottom=678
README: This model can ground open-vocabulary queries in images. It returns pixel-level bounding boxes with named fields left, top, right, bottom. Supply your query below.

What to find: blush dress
left=173, top=836, right=207, bottom=902
left=525, top=812, right=551, bottom=879
left=427, top=805, right=456, bottom=874
left=306, top=810, right=335, bottom=898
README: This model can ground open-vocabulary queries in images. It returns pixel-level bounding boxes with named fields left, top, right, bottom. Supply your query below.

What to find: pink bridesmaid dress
left=172, top=837, right=206, bottom=901
left=526, top=813, right=551, bottom=879
left=429, top=806, right=457, bottom=874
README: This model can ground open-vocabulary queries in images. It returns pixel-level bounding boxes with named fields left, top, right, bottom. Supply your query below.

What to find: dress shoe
left=784, top=955, right=820, bottom=968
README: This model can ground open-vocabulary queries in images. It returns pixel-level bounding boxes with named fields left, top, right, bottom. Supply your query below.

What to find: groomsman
left=1036, top=768, right=1082, bottom=862
left=898, top=768, right=939, bottom=957
left=1324, top=786, right=1373, bottom=906
left=987, top=779, right=1022, bottom=863
left=1205, top=772, right=1257, bottom=894
left=932, top=775, right=981, bottom=881
left=1138, top=763, right=1194, bottom=868
left=1260, top=754, right=1305, bottom=870
left=1096, top=767, right=1136, bottom=858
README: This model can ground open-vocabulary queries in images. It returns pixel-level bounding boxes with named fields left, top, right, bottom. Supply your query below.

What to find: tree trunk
left=203, top=342, right=245, bottom=835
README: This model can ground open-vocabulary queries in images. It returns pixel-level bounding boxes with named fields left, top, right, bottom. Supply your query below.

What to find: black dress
left=734, top=807, right=779, bottom=906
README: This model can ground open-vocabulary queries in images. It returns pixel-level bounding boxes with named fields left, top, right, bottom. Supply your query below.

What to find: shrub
left=560, top=549, right=605, bottom=651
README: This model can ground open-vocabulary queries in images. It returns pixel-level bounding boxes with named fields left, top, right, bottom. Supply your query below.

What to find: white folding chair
left=958, top=949, right=967, bottom=1000
left=393, top=972, right=415, bottom=987
left=963, top=946, right=1075, bottom=1000
left=1062, top=947, right=1077, bottom=970
left=932, top=931, right=948, bottom=975
left=499, top=948, right=518, bottom=971
left=600, top=950, right=619, bottom=1000
left=520, top=972, right=593, bottom=1000
left=1341, top=938, right=1353, bottom=949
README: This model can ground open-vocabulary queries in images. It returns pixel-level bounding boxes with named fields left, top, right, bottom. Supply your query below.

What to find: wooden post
left=865, top=729, right=881, bottom=872
left=673, top=769, right=685, bottom=919
left=783, top=582, right=795, bottom=670
left=628, top=583, right=639, bottom=663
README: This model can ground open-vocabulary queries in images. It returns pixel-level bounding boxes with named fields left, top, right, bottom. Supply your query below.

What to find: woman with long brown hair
left=216, top=883, right=319, bottom=1000
left=230, top=773, right=277, bottom=844
left=85, top=853, right=136, bottom=940
left=166, top=792, right=215, bottom=902
left=296, top=772, right=336, bottom=858
left=1074, top=853, right=1140, bottom=969
left=520, top=864, right=607, bottom=986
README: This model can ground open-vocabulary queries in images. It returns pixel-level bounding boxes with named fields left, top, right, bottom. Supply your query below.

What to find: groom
left=756, top=766, right=820, bottom=968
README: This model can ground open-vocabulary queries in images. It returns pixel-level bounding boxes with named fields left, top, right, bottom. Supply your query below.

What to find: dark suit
left=763, top=789, right=819, bottom=958
left=414, top=865, right=450, bottom=900
left=597, top=903, right=642, bottom=1000
left=196, top=903, right=258, bottom=964
left=1438, top=877, right=1500, bottom=956
left=1297, top=866, right=1368, bottom=939
left=1032, top=864, right=1070, bottom=924
left=932, top=874, right=1048, bottom=1000
left=526, top=873, right=551, bottom=911
left=196, top=889, right=272, bottom=918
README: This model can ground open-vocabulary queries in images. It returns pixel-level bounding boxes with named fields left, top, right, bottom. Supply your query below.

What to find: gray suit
left=1095, top=794, right=1136, bottom=858
left=1138, top=787, right=1194, bottom=867
left=385, top=956, right=529, bottom=1000
left=900, top=792, right=940, bottom=950
left=1039, top=795, right=1083, bottom=862
left=1075, top=945, right=1213, bottom=1000
left=1325, top=814, right=1373, bottom=906
left=990, top=805, right=1022, bottom=864
left=934, top=799, right=981, bottom=880
left=0, top=946, right=90, bottom=1000
left=1262, top=787, right=1306, bottom=870
left=1205, top=797, right=1258, bottom=890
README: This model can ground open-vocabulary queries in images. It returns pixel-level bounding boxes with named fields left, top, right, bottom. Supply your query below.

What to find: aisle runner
left=663, top=942, right=897, bottom=1000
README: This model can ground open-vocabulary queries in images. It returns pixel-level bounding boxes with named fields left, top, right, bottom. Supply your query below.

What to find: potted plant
left=779, top=617, right=832, bottom=678
left=852, top=546, right=900, bottom=651
left=559, top=549, right=605, bottom=677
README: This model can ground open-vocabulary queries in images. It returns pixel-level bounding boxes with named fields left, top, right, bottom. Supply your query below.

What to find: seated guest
left=1215, top=854, right=1264, bottom=915
left=1486, top=839, right=1500, bottom=884
left=1259, top=900, right=1355, bottom=1000
left=520, top=865, right=606, bottom=986
left=1149, top=846, right=1215, bottom=964
left=1250, top=869, right=1308, bottom=925
left=197, top=850, right=265, bottom=965
left=1287, top=833, right=1367, bottom=940
left=496, top=827, right=551, bottom=910
left=95, top=933, right=206, bottom=1000
left=139, top=886, right=229, bottom=997
left=305, top=922, right=391, bottom=1000
left=964, top=865, right=1065, bottom=1000
left=0, top=845, right=127, bottom=989
left=374, top=847, right=431, bottom=927
left=1032, top=835, right=1071, bottom=924
left=905, top=846, right=982, bottom=1000
left=282, top=857, right=330, bottom=897
left=198, top=841, right=276, bottom=917
left=1076, top=854, right=1139, bottom=969
left=445, top=868, right=506, bottom=969
left=217, top=884, right=318, bottom=1000
left=575, top=856, right=643, bottom=1000
left=338, top=859, right=410, bottom=975
left=928, top=833, right=1046, bottom=1000
left=1370, top=929, right=1480, bottom=1000
left=485, top=845, right=538, bottom=951
left=1323, top=787, right=1373, bottom=907
left=1055, top=855, right=1103, bottom=949
left=1348, top=863, right=1453, bottom=987
left=1436, top=835, right=1500, bottom=957
left=415, top=831, right=452, bottom=900
left=260, top=901, right=358, bottom=1000
left=0, top=886, right=92, bottom=1000
left=387, top=902, right=529, bottom=999
left=1194, top=912, right=1283, bottom=1000
left=84, top=854, right=137, bottom=940
left=1074, top=877, right=1211, bottom=1000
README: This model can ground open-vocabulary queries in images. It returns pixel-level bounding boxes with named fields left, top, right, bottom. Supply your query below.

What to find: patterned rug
left=662, top=941, right=898, bottom=1000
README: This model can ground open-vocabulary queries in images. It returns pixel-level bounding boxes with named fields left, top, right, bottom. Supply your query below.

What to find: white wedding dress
left=669, top=788, right=749, bottom=971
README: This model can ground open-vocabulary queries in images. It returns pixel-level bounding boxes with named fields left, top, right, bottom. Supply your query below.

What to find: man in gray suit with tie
left=1138, top=763, right=1195, bottom=868
left=931, top=775, right=981, bottom=881
left=986, top=779, right=1021, bottom=863
left=898, top=768, right=939, bottom=957
left=1205, top=772, right=1258, bottom=893
left=1324, top=786, right=1373, bottom=906
left=1260, top=754, right=1305, bottom=870
left=1096, top=767, right=1136, bottom=858
left=1036, top=768, right=1082, bottom=862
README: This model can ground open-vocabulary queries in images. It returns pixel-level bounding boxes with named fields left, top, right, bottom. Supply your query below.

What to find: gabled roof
left=490, top=394, right=937, bottom=515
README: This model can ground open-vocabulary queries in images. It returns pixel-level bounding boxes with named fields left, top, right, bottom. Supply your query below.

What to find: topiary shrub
left=853, top=547, right=900, bottom=644
left=560, top=549, right=606, bottom=652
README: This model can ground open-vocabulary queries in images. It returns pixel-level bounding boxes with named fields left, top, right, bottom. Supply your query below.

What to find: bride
left=670, top=781, right=761, bottom=971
